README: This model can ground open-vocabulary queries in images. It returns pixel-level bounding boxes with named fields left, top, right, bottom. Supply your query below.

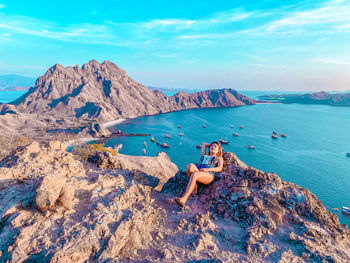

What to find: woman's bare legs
left=186, top=163, right=199, bottom=195
left=175, top=171, right=214, bottom=206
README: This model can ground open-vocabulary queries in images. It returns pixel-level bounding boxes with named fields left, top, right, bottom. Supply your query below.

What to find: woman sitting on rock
left=175, top=141, right=224, bottom=207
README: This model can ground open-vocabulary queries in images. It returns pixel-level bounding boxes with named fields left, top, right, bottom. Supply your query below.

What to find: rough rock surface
left=0, top=142, right=349, bottom=262
left=0, top=60, right=255, bottom=135
left=79, top=122, right=112, bottom=138
left=258, top=91, right=350, bottom=106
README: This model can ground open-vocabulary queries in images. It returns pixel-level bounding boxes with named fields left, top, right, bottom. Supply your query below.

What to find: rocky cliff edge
left=0, top=142, right=349, bottom=262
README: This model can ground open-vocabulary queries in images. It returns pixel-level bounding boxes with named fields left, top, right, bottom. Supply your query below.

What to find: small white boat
left=233, top=133, right=239, bottom=137
left=342, top=206, right=350, bottom=215
left=230, top=125, right=234, bottom=128
left=143, top=141, right=147, bottom=148
left=179, top=132, right=185, bottom=136
left=164, top=133, right=171, bottom=138
left=272, top=134, right=278, bottom=139
left=150, top=137, right=155, bottom=142
left=246, top=145, right=255, bottom=149
left=219, top=139, right=229, bottom=144
left=178, top=125, right=182, bottom=128
left=161, top=143, right=170, bottom=148
left=142, top=149, right=146, bottom=155
left=114, top=144, right=123, bottom=152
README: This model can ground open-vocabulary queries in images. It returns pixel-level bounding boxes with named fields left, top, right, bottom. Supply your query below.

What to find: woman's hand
left=199, top=168, right=209, bottom=172
left=201, top=142, right=210, bottom=147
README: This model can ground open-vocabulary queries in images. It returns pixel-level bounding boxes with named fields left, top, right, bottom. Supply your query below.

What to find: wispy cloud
left=140, top=19, right=196, bottom=29
left=230, top=52, right=269, bottom=62
left=315, top=58, right=350, bottom=65
left=152, top=53, right=177, bottom=58
left=265, top=1, right=350, bottom=32
left=0, top=14, right=113, bottom=43
left=253, top=63, right=286, bottom=69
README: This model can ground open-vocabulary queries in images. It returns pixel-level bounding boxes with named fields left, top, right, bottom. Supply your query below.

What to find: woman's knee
left=191, top=171, right=200, bottom=179
left=187, top=163, right=196, bottom=172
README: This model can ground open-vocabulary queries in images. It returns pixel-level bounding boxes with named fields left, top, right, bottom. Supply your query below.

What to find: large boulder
left=88, top=150, right=178, bottom=191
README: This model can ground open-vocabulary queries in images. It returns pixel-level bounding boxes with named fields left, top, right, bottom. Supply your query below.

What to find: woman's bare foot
left=191, top=183, right=198, bottom=196
left=174, top=197, right=186, bottom=207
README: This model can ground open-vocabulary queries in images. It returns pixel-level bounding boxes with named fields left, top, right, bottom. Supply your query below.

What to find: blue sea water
left=1, top=89, right=349, bottom=226
left=104, top=92, right=350, bottom=226
left=0, top=90, right=27, bottom=103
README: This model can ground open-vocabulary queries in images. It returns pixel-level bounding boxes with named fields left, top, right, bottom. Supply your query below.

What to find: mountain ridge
left=6, top=59, right=256, bottom=122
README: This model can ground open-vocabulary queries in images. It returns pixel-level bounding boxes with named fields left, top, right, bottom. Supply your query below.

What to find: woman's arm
left=201, top=142, right=210, bottom=156
left=200, top=157, right=224, bottom=173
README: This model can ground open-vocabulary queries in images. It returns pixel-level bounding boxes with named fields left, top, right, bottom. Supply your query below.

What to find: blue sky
left=0, top=0, right=350, bottom=91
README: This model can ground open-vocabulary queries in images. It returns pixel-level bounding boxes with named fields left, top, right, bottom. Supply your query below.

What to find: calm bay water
left=0, top=90, right=26, bottom=103
left=1, top=89, right=349, bottom=225
left=105, top=95, right=350, bottom=226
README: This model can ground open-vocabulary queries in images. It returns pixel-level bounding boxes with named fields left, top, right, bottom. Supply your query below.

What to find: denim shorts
left=196, top=164, right=215, bottom=176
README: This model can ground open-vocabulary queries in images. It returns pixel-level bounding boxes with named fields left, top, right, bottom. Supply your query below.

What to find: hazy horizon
left=1, top=0, right=350, bottom=91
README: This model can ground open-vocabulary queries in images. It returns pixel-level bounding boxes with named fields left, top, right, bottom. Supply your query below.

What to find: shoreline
left=103, top=118, right=127, bottom=128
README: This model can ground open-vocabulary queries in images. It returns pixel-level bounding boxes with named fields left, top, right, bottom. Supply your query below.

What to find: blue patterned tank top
left=196, top=155, right=218, bottom=170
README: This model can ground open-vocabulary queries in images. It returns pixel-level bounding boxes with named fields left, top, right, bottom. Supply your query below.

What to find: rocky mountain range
left=0, top=141, right=349, bottom=262
left=10, top=60, right=255, bottom=122
left=258, top=91, right=350, bottom=106
left=0, top=60, right=255, bottom=136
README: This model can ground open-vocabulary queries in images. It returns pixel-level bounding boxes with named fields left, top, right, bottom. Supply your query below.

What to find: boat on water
left=164, top=133, right=171, bottom=138
left=346, top=153, right=350, bottom=157
left=202, top=124, right=206, bottom=128
left=142, top=149, right=146, bottom=155
left=178, top=125, right=182, bottom=128
left=245, top=145, right=255, bottom=149
left=233, top=133, right=239, bottom=137
left=281, top=134, right=286, bottom=138
left=272, top=131, right=277, bottom=135
left=219, top=139, right=229, bottom=144
left=239, top=125, right=243, bottom=129
left=230, top=125, right=234, bottom=128
left=272, top=134, right=278, bottom=139
left=144, top=141, right=147, bottom=148
left=156, top=141, right=160, bottom=145
left=160, top=143, right=170, bottom=148
left=342, top=206, right=350, bottom=215
left=150, top=137, right=155, bottom=142
left=179, top=132, right=185, bottom=136
left=196, top=145, right=201, bottom=149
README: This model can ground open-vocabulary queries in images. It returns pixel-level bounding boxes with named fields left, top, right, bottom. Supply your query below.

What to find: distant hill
left=258, top=91, right=350, bottom=106
left=0, top=74, right=35, bottom=89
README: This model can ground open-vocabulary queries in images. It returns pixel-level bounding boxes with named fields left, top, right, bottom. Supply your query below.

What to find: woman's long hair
left=210, top=141, right=223, bottom=158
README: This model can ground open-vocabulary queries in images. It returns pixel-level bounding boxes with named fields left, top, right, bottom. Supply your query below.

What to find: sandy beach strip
left=103, top=118, right=126, bottom=128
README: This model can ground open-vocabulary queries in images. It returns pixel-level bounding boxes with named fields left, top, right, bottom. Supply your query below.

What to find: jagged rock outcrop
left=0, top=142, right=349, bottom=262
left=0, top=60, right=255, bottom=136
left=79, top=122, right=112, bottom=138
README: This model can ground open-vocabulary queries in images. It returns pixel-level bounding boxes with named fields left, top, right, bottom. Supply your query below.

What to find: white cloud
left=152, top=53, right=177, bottom=58
left=140, top=19, right=196, bottom=29
left=253, top=63, right=286, bottom=69
left=315, top=58, right=350, bottom=65
left=230, top=52, right=269, bottom=62
left=265, top=1, right=350, bottom=32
